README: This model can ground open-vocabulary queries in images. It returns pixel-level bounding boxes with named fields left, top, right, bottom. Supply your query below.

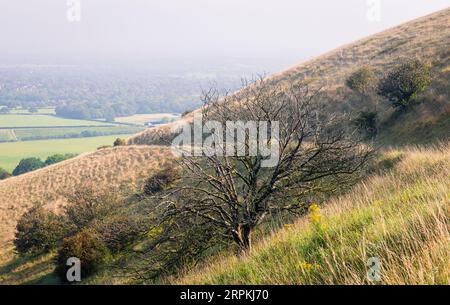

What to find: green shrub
left=378, top=58, right=431, bottom=109
left=143, top=167, right=180, bottom=195
left=44, top=153, right=77, bottom=166
left=0, top=167, right=11, bottom=180
left=64, top=189, right=121, bottom=229
left=12, top=157, right=45, bottom=176
left=14, top=205, right=71, bottom=254
left=113, top=138, right=126, bottom=146
left=346, top=67, right=376, bottom=94
left=55, top=229, right=110, bottom=280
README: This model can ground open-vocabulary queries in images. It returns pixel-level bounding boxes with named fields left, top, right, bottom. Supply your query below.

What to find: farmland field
left=9, top=107, right=56, bottom=115
left=12, top=125, right=143, bottom=141
left=115, top=113, right=180, bottom=125
left=0, top=130, right=16, bottom=142
left=0, top=112, right=145, bottom=143
left=0, top=135, right=126, bottom=172
left=0, top=114, right=111, bottom=128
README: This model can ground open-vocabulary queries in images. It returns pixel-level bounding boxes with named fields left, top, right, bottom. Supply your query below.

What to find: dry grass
left=266, top=8, right=449, bottom=88
left=127, top=110, right=198, bottom=145
left=174, top=144, right=450, bottom=285
left=0, top=145, right=173, bottom=246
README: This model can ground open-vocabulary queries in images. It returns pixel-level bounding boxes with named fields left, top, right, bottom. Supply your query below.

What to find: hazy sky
left=0, top=0, right=448, bottom=65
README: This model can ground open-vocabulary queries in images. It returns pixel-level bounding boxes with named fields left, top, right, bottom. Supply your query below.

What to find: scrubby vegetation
left=55, top=229, right=110, bottom=280
left=64, top=190, right=122, bottom=229
left=0, top=168, right=11, bottom=180
left=352, top=111, right=378, bottom=139
left=14, top=205, right=71, bottom=254
left=113, top=138, right=126, bottom=147
left=346, top=67, right=376, bottom=94
left=378, top=58, right=431, bottom=110
left=143, top=167, right=180, bottom=196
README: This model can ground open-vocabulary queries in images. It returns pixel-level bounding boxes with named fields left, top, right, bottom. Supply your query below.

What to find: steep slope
left=175, top=144, right=450, bottom=285
left=128, top=8, right=450, bottom=146
left=0, top=145, right=172, bottom=245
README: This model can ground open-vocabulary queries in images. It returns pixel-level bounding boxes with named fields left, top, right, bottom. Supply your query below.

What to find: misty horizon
left=1, top=1, right=449, bottom=69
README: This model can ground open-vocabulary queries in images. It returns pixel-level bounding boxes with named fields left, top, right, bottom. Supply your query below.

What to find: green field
left=115, top=113, right=179, bottom=125
left=9, top=108, right=56, bottom=115
left=0, top=135, right=125, bottom=172
left=0, top=114, right=112, bottom=128
left=12, top=125, right=143, bottom=141
left=0, top=130, right=16, bottom=142
left=0, top=112, right=144, bottom=143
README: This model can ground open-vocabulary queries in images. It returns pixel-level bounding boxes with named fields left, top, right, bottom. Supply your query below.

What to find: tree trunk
left=232, top=224, right=252, bottom=256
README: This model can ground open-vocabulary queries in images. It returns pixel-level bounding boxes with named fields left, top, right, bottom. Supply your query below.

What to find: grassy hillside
left=0, top=9, right=448, bottom=285
left=128, top=8, right=450, bottom=146
left=1, top=144, right=447, bottom=285
left=175, top=144, right=449, bottom=285
left=0, top=145, right=172, bottom=246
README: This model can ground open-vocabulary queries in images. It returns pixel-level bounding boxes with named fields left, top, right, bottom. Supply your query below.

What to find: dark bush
left=12, top=157, right=45, bottom=176
left=64, top=189, right=122, bottom=229
left=113, top=138, right=126, bottom=146
left=353, top=111, right=378, bottom=139
left=143, top=167, right=180, bottom=195
left=0, top=167, right=11, bottom=180
left=14, top=205, right=71, bottom=254
left=378, top=58, right=431, bottom=109
left=55, top=229, right=110, bottom=280
left=346, top=67, right=376, bottom=94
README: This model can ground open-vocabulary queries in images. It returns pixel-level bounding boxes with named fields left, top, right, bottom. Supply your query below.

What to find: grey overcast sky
left=0, top=0, right=449, bottom=65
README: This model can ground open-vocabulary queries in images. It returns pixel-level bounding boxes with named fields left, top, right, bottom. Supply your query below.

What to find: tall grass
left=175, top=144, right=449, bottom=285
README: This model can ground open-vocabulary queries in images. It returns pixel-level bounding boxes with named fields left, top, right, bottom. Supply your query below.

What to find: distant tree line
left=6, top=154, right=78, bottom=177
left=0, top=67, right=245, bottom=120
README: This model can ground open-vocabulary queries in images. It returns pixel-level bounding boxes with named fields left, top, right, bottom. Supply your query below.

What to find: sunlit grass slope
left=176, top=144, right=449, bottom=285
left=0, top=145, right=172, bottom=246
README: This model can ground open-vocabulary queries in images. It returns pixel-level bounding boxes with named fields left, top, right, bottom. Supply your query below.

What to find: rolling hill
left=127, top=8, right=450, bottom=146
left=0, top=145, right=172, bottom=246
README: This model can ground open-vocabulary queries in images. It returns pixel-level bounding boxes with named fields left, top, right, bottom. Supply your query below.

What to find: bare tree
left=165, top=78, right=372, bottom=254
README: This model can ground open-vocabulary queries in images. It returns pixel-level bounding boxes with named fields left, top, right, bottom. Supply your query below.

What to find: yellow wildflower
left=308, top=203, right=322, bottom=224
left=297, top=261, right=319, bottom=271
